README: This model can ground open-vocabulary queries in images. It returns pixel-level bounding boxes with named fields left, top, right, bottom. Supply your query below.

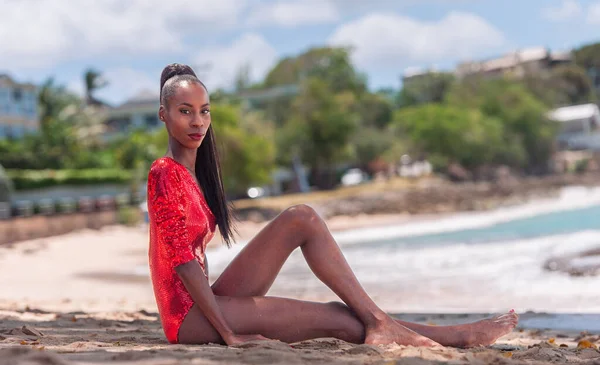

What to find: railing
left=0, top=191, right=145, bottom=220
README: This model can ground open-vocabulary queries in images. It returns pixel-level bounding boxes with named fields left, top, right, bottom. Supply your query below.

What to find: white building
left=547, top=103, right=600, bottom=150
left=456, top=47, right=572, bottom=79
left=103, top=90, right=160, bottom=139
left=0, top=74, right=39, bottom=139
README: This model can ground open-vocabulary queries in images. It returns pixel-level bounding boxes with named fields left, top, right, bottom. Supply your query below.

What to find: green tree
left=574, top=42, right=600, bottom=71
left=265, top=46, right=367, bottom=95
left=358, top=92, right=394, bottom=129
left=350, top=127, right=397, bottom=174
left=280, top=77, right=359, bottom=189
left=398, top=72, right=455, bottom=108
left=574, top=42, right=600, bottom=99
left=446, top=78, right=557, bottom=173
left=523, top=64, right=596, bottom=107
left=392, top=105, right=512, bottom=171
left=112, top=130, right=160, bottom=170
left=257, top=47, right=368, bottom=128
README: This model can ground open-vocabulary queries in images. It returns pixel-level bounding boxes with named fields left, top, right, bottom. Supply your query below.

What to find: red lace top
left=147, top=156, right=216, bottom=343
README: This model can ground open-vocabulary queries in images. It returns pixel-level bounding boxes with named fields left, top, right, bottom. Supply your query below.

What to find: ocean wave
left=332, top=186, right=600, bottom=246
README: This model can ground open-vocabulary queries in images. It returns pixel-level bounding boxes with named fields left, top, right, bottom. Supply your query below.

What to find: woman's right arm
left=175, top=260, right=271, bottom=345
left=175, top=260, right=233, bottom=342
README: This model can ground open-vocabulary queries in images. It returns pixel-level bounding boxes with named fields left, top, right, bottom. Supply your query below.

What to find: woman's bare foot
left=460, top=310, right=519, bottom=348
left=365, top=318, right=441, bottom=347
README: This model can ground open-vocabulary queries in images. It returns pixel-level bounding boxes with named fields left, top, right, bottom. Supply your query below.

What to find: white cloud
left=0, top=0, right=244, bottom=68
left=542, top=0, right=583, bottom=22
left=193, top=33, right=279, bottom=90
left=328, top=12, right=506, bottom=72
left=246, top=0, right=339, bottom=27
left=587, top=2, right=600, bottom=24
left=327, top=0, right=476, bottom=13
left=66, top=67, right=157, bottom=106
left=95, top=68, right=157, bottom=106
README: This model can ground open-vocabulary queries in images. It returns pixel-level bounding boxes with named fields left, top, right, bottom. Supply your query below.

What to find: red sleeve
left=149, top=166, right=195, bottom=267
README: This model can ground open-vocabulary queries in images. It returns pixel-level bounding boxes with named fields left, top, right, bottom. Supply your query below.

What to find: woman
left=147, top=63, right=518, bottom=347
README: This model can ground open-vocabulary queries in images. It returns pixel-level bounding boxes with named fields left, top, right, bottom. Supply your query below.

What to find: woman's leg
left=211, top=205, right=517, bottom=347
left=180, top=296, right=517, bottom=348
left=179, top=296, right=365, bottom=345
left=212, top=204, right=436, bottom=346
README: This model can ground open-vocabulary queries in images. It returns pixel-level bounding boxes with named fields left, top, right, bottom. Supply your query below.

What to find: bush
left=6, top=169, right=133, bottom=191
left=117, top=206, right=142, bottom=226
left=0, top=164, right=13, bottom=202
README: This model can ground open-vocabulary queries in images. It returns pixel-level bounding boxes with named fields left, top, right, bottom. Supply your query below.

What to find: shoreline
left=232, top=172, right=600, bottom=223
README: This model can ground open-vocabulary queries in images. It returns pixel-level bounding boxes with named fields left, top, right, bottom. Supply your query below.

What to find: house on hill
left=456, top=47, right=572, bottom=79
left=103, top=90, right=160, bottom=139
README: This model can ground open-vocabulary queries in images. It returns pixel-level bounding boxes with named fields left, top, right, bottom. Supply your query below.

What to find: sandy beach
left=1, top=213, right=599, bottom=364
left=1, top=307, right=599, bottom=365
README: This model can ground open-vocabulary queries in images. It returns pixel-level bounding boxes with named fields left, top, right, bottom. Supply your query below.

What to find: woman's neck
left=166, top=141, right=196, bottom=173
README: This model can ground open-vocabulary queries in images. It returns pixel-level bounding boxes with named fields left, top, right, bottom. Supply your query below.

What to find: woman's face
left=159, top=81, right=211, bottom=150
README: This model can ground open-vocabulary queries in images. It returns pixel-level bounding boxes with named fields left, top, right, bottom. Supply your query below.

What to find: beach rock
left=447, top=163, right=471, bottom=182
left=21, top=325, right=44, bottom=337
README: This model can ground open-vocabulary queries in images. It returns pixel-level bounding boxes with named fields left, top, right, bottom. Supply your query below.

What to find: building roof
left=547, top=103, right=600, bottom=122
left=0, top=74, right=37, bottom=90
left=457, top=47, right=572, bottom=75
left=107, top=90, right=159, bottom=117
left=120, top=90, right=159, bottom=107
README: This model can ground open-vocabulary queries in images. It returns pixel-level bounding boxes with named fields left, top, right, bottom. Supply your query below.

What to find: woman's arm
left=175, top=260, right=271, bottom=345
left=175, top=260, right=234, bottom=342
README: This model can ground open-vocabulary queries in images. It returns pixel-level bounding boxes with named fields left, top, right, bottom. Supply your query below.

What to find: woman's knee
left=281, top=204, right=320, bottom=228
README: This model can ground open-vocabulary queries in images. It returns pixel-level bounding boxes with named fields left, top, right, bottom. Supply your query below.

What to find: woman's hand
left=224, top=333, right=274, bottom=346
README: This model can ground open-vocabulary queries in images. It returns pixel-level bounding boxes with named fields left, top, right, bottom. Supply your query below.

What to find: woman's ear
left=158, top=106, right=166, bottom=123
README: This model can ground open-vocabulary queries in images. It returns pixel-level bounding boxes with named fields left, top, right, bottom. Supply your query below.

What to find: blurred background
left=1, top=0, right=600, bottom=317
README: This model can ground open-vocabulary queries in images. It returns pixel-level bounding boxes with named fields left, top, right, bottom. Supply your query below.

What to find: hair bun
left=160, top=63, right=197, bottom=91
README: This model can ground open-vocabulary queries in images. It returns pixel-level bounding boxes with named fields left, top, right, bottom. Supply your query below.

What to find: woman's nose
left=190, top=114, right=203, bottom=127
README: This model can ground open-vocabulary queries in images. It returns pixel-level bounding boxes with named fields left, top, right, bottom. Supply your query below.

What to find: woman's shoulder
left=148, top=157, right=183, bottom=183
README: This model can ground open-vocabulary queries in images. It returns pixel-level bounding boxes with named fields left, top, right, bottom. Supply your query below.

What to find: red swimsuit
left=147, top=157, right=216, bottom=344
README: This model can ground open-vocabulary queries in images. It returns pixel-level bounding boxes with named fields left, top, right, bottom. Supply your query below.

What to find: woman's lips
left=188, top=133, right=205, bottom=140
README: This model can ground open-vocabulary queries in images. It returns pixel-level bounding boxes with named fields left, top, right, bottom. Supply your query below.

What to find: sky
left=1, top=0, right=600, bottom=106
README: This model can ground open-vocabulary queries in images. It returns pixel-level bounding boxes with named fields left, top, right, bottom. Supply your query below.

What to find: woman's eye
left=202, top=109, right=210, bottom=115
left=180, top=109, right=190, bottom=114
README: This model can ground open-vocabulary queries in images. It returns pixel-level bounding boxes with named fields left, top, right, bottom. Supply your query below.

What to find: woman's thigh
left=178, top=296, right=365, bottom=345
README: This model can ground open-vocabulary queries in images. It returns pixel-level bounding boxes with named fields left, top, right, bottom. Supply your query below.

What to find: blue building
left=0, top=74, right=39, bottom=139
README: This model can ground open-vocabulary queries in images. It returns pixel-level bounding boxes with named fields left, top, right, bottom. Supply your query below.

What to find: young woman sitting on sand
left=147, top=63, right=519, bottom=347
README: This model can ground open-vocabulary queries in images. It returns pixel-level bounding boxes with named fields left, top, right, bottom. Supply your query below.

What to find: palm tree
left=84, top=69, right=108, bottom=106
